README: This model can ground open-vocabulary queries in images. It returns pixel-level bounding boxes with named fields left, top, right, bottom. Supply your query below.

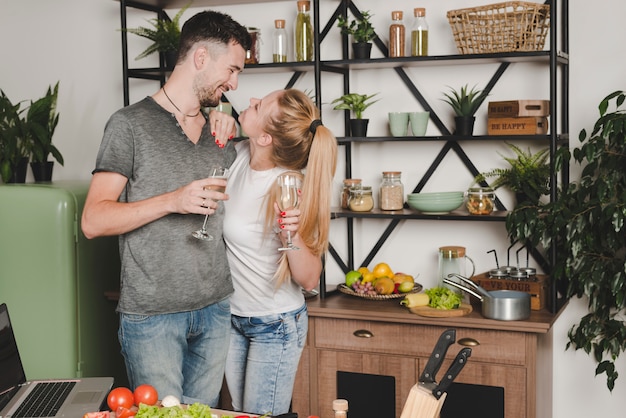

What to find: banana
left=400, top=292, right=430, bottom=308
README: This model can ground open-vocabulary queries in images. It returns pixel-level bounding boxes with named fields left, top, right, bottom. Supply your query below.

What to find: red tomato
left=133, top=384, right=158, bottom=406
left=107, top=387, right=134, bottom=411
left=115, top=407, right=136, bottom=418
left=83, top=412, right=110, bottom=418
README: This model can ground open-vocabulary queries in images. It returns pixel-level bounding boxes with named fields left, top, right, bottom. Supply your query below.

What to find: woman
left=223, top=88, right=337, bottom=415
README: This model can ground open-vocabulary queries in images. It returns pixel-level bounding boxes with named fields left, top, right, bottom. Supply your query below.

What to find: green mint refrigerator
left=0, top=181, right=127, bottom=386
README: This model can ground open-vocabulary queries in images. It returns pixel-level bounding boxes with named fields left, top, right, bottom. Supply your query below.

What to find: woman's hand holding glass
left=276, top=172, right=302, bottom=251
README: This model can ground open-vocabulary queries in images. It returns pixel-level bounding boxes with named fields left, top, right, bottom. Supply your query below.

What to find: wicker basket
left=447, top=1, right=550, bottom=54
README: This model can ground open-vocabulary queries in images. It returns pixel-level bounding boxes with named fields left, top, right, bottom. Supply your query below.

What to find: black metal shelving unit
left=116, top=0, right=569, bottom=312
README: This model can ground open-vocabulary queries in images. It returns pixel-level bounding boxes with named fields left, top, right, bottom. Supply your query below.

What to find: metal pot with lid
left=443, top=274, right=531, bottom=321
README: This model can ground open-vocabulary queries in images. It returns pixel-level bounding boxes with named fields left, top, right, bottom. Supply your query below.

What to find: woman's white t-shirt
left=223, top=141, right=304, bottom=317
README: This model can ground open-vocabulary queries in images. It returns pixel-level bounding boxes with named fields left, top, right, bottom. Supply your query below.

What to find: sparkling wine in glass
left=192, top=167, right=229, bottom=241
left=276, top=172, right=302, bottom=251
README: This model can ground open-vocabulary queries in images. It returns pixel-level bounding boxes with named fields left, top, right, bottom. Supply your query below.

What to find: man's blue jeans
left=119, top=299, right=231, bottom=406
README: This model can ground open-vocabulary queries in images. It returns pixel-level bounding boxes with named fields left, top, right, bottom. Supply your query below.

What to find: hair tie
left=309, top=119, right=323, bottom=135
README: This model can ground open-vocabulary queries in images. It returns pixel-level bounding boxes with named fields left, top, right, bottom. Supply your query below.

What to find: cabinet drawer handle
left=458, top=337, right=479, bottom=347
left=353, top=329, right=373, bottom=338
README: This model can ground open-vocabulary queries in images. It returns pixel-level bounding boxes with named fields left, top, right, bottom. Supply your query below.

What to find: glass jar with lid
left=466, top=187, right=495, bottom=215
left=341, top=179, right=362, bottom=209
left=245, top=27, right=261, bottom=64
left=379, top=171, right=404, bottom=210
left=348, top=186, right=374, bottom=212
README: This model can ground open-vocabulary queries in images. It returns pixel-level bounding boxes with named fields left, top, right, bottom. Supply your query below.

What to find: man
left=81, top=10, right=249, bottom=406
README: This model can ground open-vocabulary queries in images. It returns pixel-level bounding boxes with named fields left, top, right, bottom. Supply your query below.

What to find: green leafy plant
left=506, top=90, right=626, bottom=391
left=337, top=10, right=377, bottom=43
left=473, top=142, right=550, bottom=204
left=442, top=84, right=489, bottom=117
left=331, top=92, right=379, bottom=119
left=122, top=3, right=190, bottom=60
left=27, top=82, right=63, bottom=165
left=0, top=90, right=30, bottom=183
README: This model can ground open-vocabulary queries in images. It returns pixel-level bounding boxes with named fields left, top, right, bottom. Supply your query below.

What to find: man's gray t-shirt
left=95, top=97, right=236, bottom=315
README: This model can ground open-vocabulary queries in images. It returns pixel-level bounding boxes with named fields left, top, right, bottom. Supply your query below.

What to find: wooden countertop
left=106, top=289, right=566, bottom=334
left=307, top=290, right=567, bottom=334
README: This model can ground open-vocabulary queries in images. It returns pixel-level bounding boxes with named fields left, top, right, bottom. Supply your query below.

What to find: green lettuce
left=425, top=287, right=462, bottom=310
left=134, top=402, right=227, bottom=418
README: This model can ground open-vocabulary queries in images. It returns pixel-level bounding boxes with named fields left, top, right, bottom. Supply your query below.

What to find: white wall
left=1, top=0, right=625, bottom=416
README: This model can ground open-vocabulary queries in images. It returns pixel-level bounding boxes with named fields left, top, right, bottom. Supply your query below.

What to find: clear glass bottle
left=273, top=19, right=288, bottom=63
left=389, top=11, right=405, bottom=58
left=348, top=186, right=374, bottom=212
left=379, top=171, right=404, bottom=210
left=410, top=8, right=429, bottom=56
left=341, top=179, right=362, bottom=209
left=295, top=0, right=313, bottom=62
left=333, top=399, right=349, bottom=418
left=466, top=187, right=495, bottom=215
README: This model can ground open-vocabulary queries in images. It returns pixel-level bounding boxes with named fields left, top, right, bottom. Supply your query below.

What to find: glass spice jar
left=295, top=0, right=313, bottom=62
left=341, top=179, right=362, bottom=209
left=272, top=19, right=288, bottom=63
left=379, top=171, right=404, bottom=210
left=348, top=186, right=374, bottom=212
left=466, top=187, right=495, bottom=215
left=245, top=27, right=261, bottom=64
left=389, top=11, right=406, bottom=58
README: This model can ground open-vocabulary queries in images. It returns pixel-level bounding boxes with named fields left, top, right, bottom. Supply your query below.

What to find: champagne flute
left=192, top=167, right=230, bottom=241
left=276, top=172, right=302, bottom=251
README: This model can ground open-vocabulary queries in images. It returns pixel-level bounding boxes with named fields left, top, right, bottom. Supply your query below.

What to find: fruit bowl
left=337, top=283, right=423, bottom=301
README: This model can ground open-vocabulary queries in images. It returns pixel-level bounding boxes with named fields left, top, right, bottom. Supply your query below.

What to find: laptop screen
left=0, top=303, right=27, bottom=402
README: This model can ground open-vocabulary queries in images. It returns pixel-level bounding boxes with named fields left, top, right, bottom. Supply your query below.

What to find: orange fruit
left=372, top=262, right=393, bottom=279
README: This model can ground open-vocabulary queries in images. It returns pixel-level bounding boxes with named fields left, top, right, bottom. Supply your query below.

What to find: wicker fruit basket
left=447, top=1, right=550, bottom=54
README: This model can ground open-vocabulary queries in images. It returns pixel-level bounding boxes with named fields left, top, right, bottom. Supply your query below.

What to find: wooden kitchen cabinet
left=291, top=294, right=563, bottom=418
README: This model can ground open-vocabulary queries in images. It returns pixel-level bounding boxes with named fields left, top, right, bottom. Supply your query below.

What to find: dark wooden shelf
left=117, top=0, right=292, bottom=8
left=335, top=134, right=553, bottom=143
left=321, top=50, right=569, bottom=70
left=331, top=207, right=508, bottom=221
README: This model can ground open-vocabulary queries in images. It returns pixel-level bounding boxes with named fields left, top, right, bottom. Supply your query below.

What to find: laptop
left=0, top=303, right=114, bottom=418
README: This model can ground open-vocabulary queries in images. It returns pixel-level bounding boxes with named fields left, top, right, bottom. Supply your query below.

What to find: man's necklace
left=162, top=87, right=201, bottom=122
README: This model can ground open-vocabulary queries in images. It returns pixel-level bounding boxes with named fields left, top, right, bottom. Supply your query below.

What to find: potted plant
left=506, top=90, right=626, bottom=391
left=473, top=142, right=550, bottom=205
left=441, top=84, right=489, bottom=136
left=331, top=92, right=379, bottom=137
left=27, top=82, right=63, bottom=182
left=0, top=90, right=30, bottom=183
left=337, top=10, right=377, bottom=59
left=122, top=2, right=190, bottom=68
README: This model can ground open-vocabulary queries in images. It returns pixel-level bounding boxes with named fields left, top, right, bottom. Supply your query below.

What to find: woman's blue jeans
left=118, top=299, right=231, bottom=406
left=225, top=304, right=308, bottom=416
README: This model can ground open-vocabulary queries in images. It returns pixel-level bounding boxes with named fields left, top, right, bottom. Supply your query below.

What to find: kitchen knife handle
left=419, top=328, right=456, bottom=384
left=432, top=347, right=472, bottom=399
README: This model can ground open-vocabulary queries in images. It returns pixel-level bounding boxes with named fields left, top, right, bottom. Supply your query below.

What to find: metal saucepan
left=443, top=273, right=531, bottom=321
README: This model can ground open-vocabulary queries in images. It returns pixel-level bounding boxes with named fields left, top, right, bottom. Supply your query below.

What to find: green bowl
left=407, top=191, right=464, bottom=200
left=407, top=198, right=463, bottom=213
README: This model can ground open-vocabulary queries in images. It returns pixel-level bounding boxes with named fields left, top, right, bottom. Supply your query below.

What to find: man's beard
left=197, top=83, right=223, bottom=108
left=200, top=93, right=219, bottom=108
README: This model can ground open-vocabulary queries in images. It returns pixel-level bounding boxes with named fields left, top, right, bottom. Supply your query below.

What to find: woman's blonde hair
left=262, top=89, right=338, bottom=285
